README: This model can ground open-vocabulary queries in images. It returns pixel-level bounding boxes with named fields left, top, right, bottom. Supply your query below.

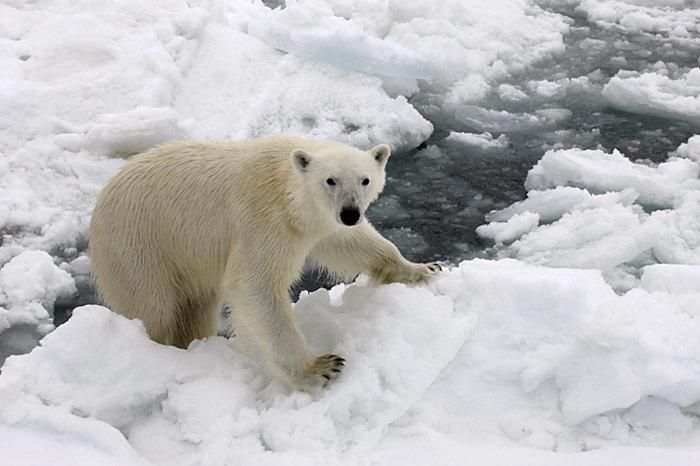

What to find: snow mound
left=602, top=68, right=700, bottom=126
left=555, top=288, right=700, bottom=424
left=2, top=260, right=699, bottom=464
left=478, top=138, right=700, bottom=274
left=0, top=278, right=475, bottom=464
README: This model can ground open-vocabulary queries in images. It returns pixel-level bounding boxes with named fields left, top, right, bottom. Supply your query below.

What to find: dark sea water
left=371, top=3, right=698, bottom=265
left=53, top=4, right=698, bottom=322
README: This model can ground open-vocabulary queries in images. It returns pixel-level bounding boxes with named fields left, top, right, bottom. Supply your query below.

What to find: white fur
left=89, top=136, right=440, bottom=391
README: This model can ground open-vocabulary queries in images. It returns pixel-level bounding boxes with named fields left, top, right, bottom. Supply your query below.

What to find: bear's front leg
left=229, top=281, right=345, bottom=391
left=309, top=222, right=442, bottom=285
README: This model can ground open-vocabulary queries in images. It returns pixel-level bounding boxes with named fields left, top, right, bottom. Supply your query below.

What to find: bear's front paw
left=372, top=261, right=442, bottom=284
left=403, top=261, right=442, bottom=283
left=294, top=354, right=346, bottom=392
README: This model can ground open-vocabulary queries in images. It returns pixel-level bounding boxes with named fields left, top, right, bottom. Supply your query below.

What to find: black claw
left=331, top=368, right=341, bottom=373
left=322, top=374, right=331, bottom=381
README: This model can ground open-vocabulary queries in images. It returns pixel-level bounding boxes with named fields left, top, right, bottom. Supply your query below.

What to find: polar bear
left=89, top=136, right=440, bottom=391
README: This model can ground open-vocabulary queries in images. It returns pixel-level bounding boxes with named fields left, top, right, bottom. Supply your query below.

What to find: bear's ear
left=370, top=144, right=391, bottom=165
left=291, top=149, right=312, bottom=172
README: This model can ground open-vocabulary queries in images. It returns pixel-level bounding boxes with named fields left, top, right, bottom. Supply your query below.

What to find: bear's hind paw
left=295, top=354, right=345, bottom=391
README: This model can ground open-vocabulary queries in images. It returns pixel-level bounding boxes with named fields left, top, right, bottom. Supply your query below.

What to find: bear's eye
left=326, top=178, right=336, bottom=186
left=362, top=178, right=370, bottom=186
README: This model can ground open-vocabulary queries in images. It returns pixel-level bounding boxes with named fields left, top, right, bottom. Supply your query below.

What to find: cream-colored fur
left=89, top=136, right=440, bottom=391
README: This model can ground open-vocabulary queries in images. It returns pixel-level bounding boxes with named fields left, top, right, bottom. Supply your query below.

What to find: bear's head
left=291, top=143, right=391, bottom=227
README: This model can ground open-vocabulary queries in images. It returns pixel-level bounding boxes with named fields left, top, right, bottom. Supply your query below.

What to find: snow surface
left=2, top=0, right=700, bottom=464
left=2, top=262, right=700, bottom=465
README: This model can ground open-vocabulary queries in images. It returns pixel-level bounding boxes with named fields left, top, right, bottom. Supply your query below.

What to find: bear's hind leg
left=170, top=290, right=222, bottom=348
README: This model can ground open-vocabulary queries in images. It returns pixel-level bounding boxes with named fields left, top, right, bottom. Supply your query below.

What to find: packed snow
left=2, top=262, right=700, bottom=465
left=2, top=0, right=700, bottom=464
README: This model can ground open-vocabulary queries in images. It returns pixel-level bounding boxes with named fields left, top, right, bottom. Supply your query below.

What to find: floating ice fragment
left=602, top=67, right=700, bottom=126
left=648, top=192, right=700, bottom=265
left=485, top=187, right=639, bottom=224
left=454, top=106, right=571, bottom=133
left=580, top=0, right=700, bottom=36
left=525, top=148, right=700, bottom=209
left=497, top=84, right=528, bottom=103
left=486, top=187, right=592, bottom=223
left=481, top=139, right=700, bottom=273
left=476, top=212, right=539, bottom=244
left=0, top=251, right=75, bottom=307
left=0, top=251, right=76, bottom=361
left=529, top=80, right=564, bottom=98
left=445, top=131, right=510, bottom=150
left=675, top=135, right=700, bottom=163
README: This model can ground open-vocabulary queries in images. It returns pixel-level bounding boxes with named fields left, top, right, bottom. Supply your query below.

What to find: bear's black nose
left=340, top=207, right=361, bottom=226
